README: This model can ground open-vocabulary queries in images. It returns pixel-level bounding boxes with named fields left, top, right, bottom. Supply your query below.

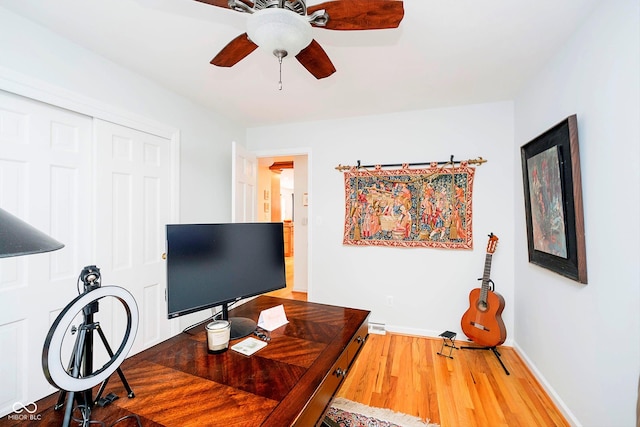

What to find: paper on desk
left=257, top=304, right=288, bottom=331
left=231, top=337, right=267, bottom=356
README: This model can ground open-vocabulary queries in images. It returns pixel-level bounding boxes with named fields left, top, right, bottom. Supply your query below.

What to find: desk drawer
left=347, top=322, right=369, bottom=364
left=293, top=351, right=349, bottom=427
left=293, top=318, right=369, bottom=427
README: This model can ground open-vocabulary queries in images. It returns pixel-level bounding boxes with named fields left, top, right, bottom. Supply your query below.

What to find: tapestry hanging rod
left=334, top=155, right=487, bottom=172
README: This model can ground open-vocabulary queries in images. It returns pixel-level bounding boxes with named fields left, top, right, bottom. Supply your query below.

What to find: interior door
left=232, top=141, right=257, bottom=223
left=0, top=90, right=93, bottom=415
left=94, top=119, right=175, bottom=358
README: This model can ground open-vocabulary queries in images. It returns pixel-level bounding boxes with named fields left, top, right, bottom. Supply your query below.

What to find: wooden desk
left=18, top=296, right=369, bottom=427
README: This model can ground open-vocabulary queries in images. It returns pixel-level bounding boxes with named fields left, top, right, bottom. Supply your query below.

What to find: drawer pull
left=334, top=368, right=346, bottom=378
left=356, top=336, right=366, bottom=344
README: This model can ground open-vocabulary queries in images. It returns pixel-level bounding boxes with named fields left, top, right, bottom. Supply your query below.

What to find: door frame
left=252, top=147, right=312, bottom=297
left=0, top=67, right=178, bottom=141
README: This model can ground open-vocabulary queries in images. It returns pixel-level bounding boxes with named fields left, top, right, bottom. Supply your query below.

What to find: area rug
left=326, top=397, right=439, bottom=427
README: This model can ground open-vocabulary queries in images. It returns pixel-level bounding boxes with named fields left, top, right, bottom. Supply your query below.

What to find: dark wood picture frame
left=521, top=115, right=587, bottom=283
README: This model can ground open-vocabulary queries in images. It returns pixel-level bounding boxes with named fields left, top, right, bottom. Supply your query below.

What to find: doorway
left=257, top=155, right=308, bottom=301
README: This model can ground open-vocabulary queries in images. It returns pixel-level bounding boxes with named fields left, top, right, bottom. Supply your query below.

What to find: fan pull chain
left=274, top=49, right=287, bottom=91
left=278, top=55, right=283, bottom=91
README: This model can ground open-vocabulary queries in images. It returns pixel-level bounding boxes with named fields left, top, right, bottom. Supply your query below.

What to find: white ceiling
left=1, top=0, right=601, bottom=128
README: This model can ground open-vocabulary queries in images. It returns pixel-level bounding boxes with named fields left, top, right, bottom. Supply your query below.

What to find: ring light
left=42, top=285, right=139, bottom=392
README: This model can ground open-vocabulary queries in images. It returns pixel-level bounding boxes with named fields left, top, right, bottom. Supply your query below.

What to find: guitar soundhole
left=477, top=301, right=488, bottom=312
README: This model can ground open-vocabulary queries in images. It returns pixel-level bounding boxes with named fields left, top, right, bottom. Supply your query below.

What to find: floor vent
left=368, top=322, right=386, bottom=335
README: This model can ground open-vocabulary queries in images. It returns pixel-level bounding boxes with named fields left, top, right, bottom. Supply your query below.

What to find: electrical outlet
left=386, top=296, right=394, bottom=307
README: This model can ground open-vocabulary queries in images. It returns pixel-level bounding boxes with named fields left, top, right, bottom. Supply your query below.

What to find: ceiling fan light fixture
left=247, top=8, right=313, bottom=58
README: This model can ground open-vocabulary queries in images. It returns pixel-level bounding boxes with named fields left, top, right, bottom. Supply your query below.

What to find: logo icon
left=12, top=402, right=38, bottom=414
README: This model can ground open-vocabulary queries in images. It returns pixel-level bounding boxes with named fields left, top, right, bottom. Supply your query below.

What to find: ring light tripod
left=42, top=266, right=139, bottom=427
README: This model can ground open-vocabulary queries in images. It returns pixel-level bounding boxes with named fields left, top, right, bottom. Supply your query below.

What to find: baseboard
left=382, top=324, right=515, bottom=347
left=513, top=341, right=581, bottom=427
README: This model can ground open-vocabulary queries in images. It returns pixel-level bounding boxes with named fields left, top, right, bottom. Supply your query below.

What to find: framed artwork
left=521, top=114, right=587, bottom=283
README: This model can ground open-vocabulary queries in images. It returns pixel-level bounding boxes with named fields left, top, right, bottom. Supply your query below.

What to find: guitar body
left=460, top=233, right=507, bottom=347
left=461, top=287, right=506, bottom=347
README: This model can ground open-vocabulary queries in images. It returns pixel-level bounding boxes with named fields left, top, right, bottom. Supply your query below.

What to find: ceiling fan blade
left=210, top=33, right=258, bottom=67
left=295, top=40, right=336, bottom=79
left=308, top=0, right=404, bottom=30
left=194, top=0, right=254, bottom=10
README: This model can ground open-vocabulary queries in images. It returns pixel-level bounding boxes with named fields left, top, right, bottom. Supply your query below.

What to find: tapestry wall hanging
left=342, top=162, right=477, bottom=249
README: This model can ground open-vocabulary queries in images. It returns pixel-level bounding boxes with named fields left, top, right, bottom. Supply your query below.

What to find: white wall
left=0, top=6, right=245, bottom=333
left=0, top=6, right=244, bottom=226
left=513, top=1, right=640, bottom=426
left=247, top=101, right=516, bottom=339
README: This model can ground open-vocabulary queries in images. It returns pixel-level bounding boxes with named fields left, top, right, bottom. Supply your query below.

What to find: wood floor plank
left=336, top=333, right=569, bottom=427
left=270, top=290, right=567, bottom=426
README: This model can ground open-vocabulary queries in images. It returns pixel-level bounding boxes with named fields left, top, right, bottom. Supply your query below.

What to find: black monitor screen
left=166, top=222, right=286, bottom=319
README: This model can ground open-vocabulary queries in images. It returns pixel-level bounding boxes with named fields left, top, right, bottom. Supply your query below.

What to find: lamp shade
left=0, top=208, right=64, bottom=258
left=247, top=8, right=312, bottom=58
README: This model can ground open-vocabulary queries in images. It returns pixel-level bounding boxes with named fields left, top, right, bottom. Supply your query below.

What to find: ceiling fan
left=196, top=0, right=404, bottom=84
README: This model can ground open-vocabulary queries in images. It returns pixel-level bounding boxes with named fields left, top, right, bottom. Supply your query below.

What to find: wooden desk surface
left=12, top=296, right=369, bottom=427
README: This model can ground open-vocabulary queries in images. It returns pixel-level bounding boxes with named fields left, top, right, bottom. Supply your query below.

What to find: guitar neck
left=479, top=253, right=493, bottom=300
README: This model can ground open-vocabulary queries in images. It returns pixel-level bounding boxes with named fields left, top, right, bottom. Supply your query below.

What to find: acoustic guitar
left=461, top=233, right=506, bottom=347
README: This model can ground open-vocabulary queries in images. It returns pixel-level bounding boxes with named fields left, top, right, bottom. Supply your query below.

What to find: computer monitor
left=166, top=222, right=286, bottom=339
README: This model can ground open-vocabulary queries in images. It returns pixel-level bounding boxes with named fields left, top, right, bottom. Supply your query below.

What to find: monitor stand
left=228, top=317, right=257, bottom=340
left=221, top=302, right=256, bottom=340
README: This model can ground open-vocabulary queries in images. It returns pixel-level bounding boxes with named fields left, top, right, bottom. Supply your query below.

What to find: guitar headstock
left=486, top=233, right=499, bottom=254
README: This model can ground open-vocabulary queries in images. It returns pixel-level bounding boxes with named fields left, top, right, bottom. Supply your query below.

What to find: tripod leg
left=96, top=325, right=135, bottom=398
left=54, top=390, right=67, bottom=411
left=460, top=345, right=510, bottom=375
left=490, top=347, right=510, bottom=375
left=115, top=367, right=135, bottom=398
left=55, top=326, right=85, bottom=411
left=94, top=377, right=110, bottom=406
left=62, top=390, right=76, bottom=427
left=62, top=327, right=88, bottom=427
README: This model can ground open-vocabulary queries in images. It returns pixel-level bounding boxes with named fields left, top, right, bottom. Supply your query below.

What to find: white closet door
left=0, top=92, right=177, bottom=417
left=0, top=90, right=93, bottom=415
left=94, top=119, right=174, bottom=358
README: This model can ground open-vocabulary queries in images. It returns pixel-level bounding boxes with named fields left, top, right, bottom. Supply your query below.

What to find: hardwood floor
left=266, top=256, right=306, bottom=301
left=269, top=260, right=567, bottom=426
left=270, top=267, right=568, bottom=427
left=335, top=333, right=569, bottom=427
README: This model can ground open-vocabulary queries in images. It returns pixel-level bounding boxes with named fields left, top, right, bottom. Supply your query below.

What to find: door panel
left=0, top=90, right=93, bottom=414
left=232, top=141, right=257, bottom=222
left=94, top=119, right=174, bottom=357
